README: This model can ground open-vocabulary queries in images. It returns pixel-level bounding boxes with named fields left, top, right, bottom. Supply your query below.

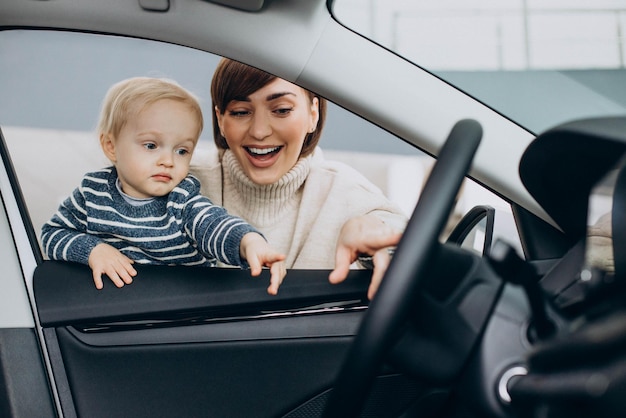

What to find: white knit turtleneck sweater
left=190, top=147, right=407, bottom=269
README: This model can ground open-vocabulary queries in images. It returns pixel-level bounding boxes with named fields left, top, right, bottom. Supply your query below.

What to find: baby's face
left=109, top=99, right=199, bottom=199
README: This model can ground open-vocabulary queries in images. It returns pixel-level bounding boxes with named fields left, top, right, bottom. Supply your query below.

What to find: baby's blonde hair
left=97, top=77, right=203, bottom=140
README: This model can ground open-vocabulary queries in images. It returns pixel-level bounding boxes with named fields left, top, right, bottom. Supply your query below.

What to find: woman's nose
left=248, top=113, right=272, bottom=140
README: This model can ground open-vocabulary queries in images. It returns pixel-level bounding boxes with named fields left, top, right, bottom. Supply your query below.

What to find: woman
left=190, top=58, right=406, bottom=298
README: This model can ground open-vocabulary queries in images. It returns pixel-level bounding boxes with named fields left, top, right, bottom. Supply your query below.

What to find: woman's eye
left=274, top=107, right=293, bottom=116
left=143, top=143, right=157, bottom=150
left=228, top=110, right=249, bottom=117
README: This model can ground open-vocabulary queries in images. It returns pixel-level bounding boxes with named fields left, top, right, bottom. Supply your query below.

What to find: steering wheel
left=323, top=119, right=483, bottom=417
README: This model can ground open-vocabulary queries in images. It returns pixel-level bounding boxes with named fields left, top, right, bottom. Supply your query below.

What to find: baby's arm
left=183, top=194, right=286, bottom=294
left=41, top=188, right=100, bottom=263
left=192, top=216, right=287, bottom=294
left=240, top=232, right=286, bottom=295
left=41, top=187, right=136, bottom=289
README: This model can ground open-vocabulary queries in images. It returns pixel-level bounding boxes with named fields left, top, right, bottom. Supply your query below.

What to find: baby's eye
left=176, top=148, right=189, bottom=156
left=143, top=143, right=157, bottom=150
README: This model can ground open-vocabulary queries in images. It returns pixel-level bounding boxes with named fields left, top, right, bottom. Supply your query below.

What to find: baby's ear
left=100, top=133, right=117, bottom=162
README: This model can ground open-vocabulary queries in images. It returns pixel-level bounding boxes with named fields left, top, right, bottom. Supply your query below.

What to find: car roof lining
left=202, top=0, right=266, bottom=12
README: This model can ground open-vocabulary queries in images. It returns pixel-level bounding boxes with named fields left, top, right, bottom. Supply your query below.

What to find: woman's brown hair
left=211, top=58, right=326, bottom=158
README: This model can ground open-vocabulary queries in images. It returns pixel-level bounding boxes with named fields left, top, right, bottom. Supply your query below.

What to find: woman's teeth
left=247, top=146, right=280, bottom=155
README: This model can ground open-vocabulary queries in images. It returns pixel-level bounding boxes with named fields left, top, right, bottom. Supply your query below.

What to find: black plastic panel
left=0, top=328, right=55, bottom=417
left=55, top=326, right=349, bottom=418
left=34, top=261, right=378, bottom=417
left=34, top=261, right=371, bottom=327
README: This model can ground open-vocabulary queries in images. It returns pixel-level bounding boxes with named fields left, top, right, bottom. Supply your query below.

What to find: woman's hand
left=88, top=243, right=137, bottom=289
left=329, top=215, right=402, bottom=300
left=241, top=232, right=287, bottom=295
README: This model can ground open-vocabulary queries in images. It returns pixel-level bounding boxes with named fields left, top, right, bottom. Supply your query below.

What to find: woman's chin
left=247, top=171, right=282, bottom=185
left=242, top=158, right=286, bottom=185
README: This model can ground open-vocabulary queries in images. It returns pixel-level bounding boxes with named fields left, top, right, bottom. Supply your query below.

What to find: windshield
left=332, top=1, right=626, bottom=134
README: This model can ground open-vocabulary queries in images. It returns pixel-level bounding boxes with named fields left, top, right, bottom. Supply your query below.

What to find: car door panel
left=34, top=262, right=364, bottom=416
left=53, top=326, right=350, bottom=418
left=34, top=262, right=436, bottom=417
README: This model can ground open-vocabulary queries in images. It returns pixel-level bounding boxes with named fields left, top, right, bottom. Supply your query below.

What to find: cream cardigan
left=190, top=148, right=407, bottom=269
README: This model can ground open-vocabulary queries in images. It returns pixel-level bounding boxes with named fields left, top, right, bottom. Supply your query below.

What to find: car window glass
left=0, top=29, right=521, bottom=257
left=332, top=1, right=626, bottom=135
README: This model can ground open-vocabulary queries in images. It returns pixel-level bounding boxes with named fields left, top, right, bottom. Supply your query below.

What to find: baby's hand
left=240, top=233, right=286, bottom=295
left=88, top=243, right=137, bottom=289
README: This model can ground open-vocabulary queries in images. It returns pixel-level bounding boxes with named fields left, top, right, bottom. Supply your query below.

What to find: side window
left=0, top=29, right=521, bottom=257
left=0, top=30, right=221, bottom=247
left=319, top=110, right=522, bottom=254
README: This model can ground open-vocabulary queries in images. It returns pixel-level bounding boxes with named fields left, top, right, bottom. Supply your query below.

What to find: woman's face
left=216, top=78, right=319, bottom=185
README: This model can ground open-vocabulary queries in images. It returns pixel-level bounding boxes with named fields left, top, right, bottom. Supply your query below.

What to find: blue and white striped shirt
left=41, top=167, right=258, bottom=268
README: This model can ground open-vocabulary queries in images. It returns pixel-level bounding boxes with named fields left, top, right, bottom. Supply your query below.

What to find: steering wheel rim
left=323, top=119, right=483, bottom=418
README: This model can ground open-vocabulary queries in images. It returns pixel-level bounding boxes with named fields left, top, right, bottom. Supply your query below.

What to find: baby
left=41, top=77, right=285, bottom=294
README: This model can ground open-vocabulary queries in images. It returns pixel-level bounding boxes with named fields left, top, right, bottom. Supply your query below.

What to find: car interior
left=3, top=115, right=625, bottom=417
left=2, top=1, right=626, bottom=418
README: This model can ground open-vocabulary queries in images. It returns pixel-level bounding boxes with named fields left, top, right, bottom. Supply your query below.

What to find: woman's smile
left=244, top=145, right=283, bottom=167
left=246, top=145, right=283, bottom=157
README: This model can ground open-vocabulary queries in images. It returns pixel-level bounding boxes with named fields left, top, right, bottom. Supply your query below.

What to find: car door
left=34, top=260, right=362, bottom=418
left=1, top=125, right=445, bottom=417
left=0, top=25, right=441, bottom=417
